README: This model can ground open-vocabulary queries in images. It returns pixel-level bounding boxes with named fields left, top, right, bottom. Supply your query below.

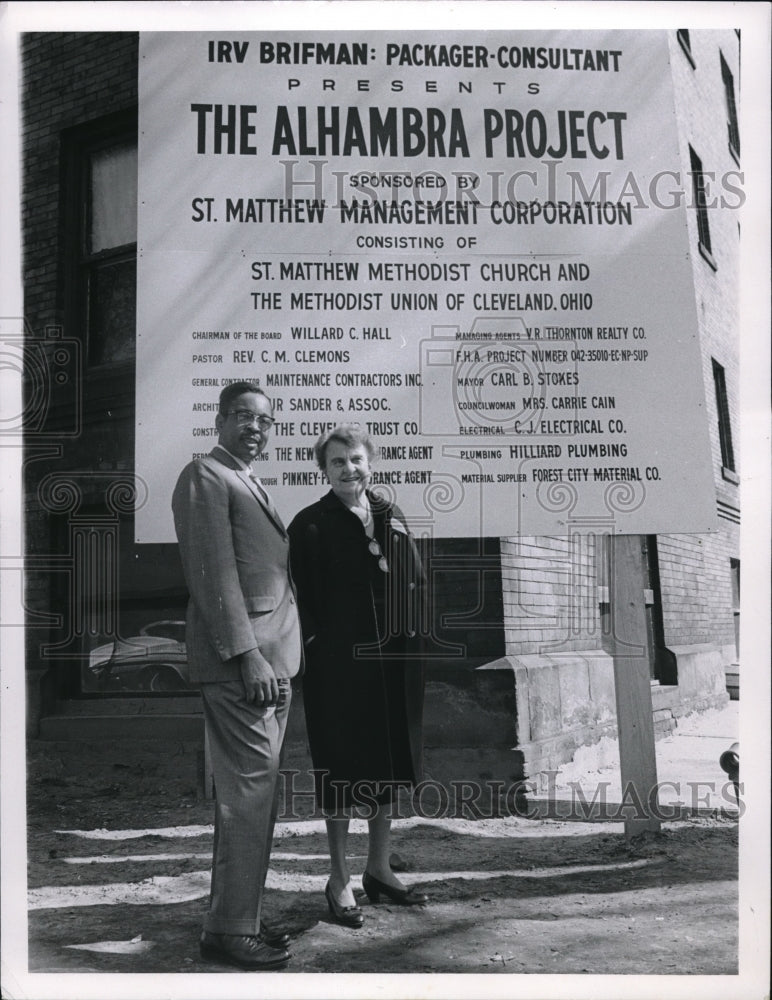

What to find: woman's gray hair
left=314, top=423, right=377, bottom=471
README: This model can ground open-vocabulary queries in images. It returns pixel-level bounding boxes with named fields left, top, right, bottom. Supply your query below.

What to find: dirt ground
left=22, top=737, right=738, bottom=978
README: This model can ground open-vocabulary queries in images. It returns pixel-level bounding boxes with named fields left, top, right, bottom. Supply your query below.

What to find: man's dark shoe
left=259, top=919, right=291, bottom=949
left=199, top=931, right=290, bottom=970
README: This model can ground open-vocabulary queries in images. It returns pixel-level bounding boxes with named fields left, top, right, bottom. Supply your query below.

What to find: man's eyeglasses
left=227, top=409, right=275, bottom=430
left=368, top=538, right=389, bottom=573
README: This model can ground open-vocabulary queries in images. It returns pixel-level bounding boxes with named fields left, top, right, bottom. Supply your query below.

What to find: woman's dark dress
left=288, top=490, right=425, bottom=811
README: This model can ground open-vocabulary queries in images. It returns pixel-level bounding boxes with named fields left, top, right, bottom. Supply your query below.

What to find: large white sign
left=136, top=30, right=717, bottom=541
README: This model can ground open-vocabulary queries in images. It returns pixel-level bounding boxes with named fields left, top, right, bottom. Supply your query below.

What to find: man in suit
left=172, top=381, right=302, bottom=970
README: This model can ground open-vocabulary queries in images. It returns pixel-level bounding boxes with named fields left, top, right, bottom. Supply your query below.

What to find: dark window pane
left=712, top=358, right=735, bottom=471
left=690, top=146, right=712, bottom=254
left=677, top=29, right=695, bottom=67
left=88, top=258, right=136, bottom=365
left=720, top=53, right=740, bottom=156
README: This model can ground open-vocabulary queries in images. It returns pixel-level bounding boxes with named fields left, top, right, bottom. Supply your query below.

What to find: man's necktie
left=248, top=472, right=284, bottom=530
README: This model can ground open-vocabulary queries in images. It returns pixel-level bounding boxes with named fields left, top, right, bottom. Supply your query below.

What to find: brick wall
left=501, top=534, right=600, bottom=655
left=658, top=28, right=741, bottom=659
left=22, top=33, right=138, bottom=335
left=22, top=34, right=141, bottom=690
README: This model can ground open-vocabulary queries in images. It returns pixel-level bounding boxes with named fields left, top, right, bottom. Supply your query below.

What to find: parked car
left=87, top=620, right=191, bottom=692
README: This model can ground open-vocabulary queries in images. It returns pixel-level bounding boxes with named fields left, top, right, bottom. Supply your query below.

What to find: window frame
left=720, top=51, right=741, bottom=165
left=689, top=145, right=717, bottom=271
left=730, top=558, right=740, bottom=657
left=712, top=358, right=738, bottom=482
left=60, top=108, right=138, bottom=371
left=677, top=29, right=696, bottom=69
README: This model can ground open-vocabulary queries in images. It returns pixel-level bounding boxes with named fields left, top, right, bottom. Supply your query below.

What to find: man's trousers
left=199, top=678, right=291, bottom=935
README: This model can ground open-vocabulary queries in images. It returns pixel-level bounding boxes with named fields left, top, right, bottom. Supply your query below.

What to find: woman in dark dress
left=288, top=424, right=428, bottom=928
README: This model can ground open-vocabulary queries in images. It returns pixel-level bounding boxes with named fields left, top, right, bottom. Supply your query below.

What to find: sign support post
left=609, top=533, right=661, bottom=839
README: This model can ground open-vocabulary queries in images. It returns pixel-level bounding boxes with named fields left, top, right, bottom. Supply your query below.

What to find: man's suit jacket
left=172, top=446, right=302, bottom=684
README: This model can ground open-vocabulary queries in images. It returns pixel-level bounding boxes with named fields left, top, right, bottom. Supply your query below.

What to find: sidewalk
left=21, top=702, right=740, bottom=981
left=531, top=700, right=740, bottom=820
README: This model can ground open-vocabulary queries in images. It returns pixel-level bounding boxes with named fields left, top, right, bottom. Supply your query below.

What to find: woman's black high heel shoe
left=325, top=881, right=364, bottom=928
left=362, top=871, right=428, bottom=906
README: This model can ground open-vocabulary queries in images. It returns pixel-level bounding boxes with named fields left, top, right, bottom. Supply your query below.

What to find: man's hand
left=238, top=649, right=278, bottom=706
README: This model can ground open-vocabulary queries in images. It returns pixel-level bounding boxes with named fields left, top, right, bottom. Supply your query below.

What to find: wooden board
left=610, top=534, right=661, bottom=837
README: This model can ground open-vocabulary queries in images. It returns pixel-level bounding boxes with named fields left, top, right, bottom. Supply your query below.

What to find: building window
left=720, top=52, right=741, bottom=163
left=712, top=359, right=737, bottom=481
left=677, top=29, right=696, bottom=68
left=62, top=111, right=137, bottom=368
left=730, top=558, right=740, bottom=656
left=690, top=146, right=717, bottom=270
